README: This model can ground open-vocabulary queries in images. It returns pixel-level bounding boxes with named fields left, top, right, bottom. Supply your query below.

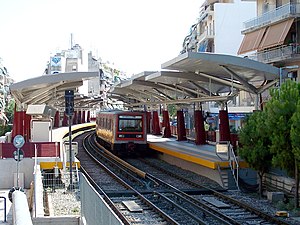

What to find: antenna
left=70, top=33, right=73, bottom=49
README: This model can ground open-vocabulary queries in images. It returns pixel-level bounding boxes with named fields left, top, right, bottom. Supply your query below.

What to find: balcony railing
left=243, top=3, right=300, bottom=31
left=248, top=44, right=300, bottom=63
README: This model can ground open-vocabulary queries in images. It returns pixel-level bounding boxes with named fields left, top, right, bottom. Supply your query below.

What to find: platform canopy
left=108, top=52, right=281, bottom=108
left=10, top=72, right=100, bottom=110
left=9, top=52, right=282, bottom=111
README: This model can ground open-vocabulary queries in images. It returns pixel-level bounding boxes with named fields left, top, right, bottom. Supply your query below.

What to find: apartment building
left=181, top=0, right=256, bottom=131
left=182, top=0, right=256, bottom=55
left=238, top=0, right=300, bottom=82
left=0, top=57, right=14, bottom=124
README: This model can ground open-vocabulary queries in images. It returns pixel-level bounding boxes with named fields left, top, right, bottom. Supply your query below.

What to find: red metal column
left=162, top=110, right=171, bottom=138
left=62, top=113, right=68, bottom=126
left=146, top=111, right=151, bottom=133
left=73, top=111, right=77, bottom=125
left=194, top=110, right=206, bottom=145
left=176, top=110, right=187, bottom=141
left=12, top=110, right=31, bottom=141
left=219, top=109, right=231, bottom=142
left=24, top=112, right=31, bottom=142
left=87, top=111, right=90, bottom=122
left=82, top=111, right=86, bottom=123
left=78, top=111, right=82, bottom=124
left=152, top=111, right=160, bottom=135
left=12, top=107, right=22, bottom=139
left=54, top=111, right=60, bottom=128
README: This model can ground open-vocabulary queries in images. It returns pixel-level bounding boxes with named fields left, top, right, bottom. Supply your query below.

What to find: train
left=95, top=110, right=148, bottom=156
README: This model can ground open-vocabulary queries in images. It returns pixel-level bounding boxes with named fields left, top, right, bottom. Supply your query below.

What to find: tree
left=290, top=100, right=300, bottom=208
left=0, top=99, right=15, bottom=136
left=239, top=110, right=272, bottom=197
left=5, top=99, right=15, bottom=123
left=167, top=104, right=177, bottom=119
left=265, top=80, right=300, bottom=208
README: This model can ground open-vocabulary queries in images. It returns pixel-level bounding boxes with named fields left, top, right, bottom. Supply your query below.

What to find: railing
left=263, top=173, right=297, bottom=197
left=0, top=142, right=60, bottom=158
left=215, top=142, right=239, bottom=190
left=228, top=143, right=240, bottom=191
left=0, top=196, right=6, bottom=222
left=243, top=3, right=300, bottom=31
left=248, top=44, right=300, bottom=63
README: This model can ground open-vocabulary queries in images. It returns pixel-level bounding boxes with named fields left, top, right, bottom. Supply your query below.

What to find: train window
left=118, top=115, right=143, bottom=132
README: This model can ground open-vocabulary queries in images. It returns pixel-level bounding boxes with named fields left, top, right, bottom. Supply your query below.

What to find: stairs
left=219, top=166, right=229, bottom=189
left=218, top=165, right=239, bottom=190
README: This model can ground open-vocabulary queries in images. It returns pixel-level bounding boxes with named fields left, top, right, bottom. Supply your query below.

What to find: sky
left=0, top=0, right=202, bottom=82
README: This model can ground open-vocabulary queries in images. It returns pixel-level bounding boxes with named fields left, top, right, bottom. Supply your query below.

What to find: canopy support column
left=162, top=110, right=171, bottom=138
left=194, top=110, right=206, bottom=145
left=177, top=110, right=187, bottom=141
left=152, top=111, right=160, bottom=135
left=219, top=108, right=231, bottom=142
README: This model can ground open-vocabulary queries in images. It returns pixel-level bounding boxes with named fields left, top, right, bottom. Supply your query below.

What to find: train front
left=115, top=112, right=148, bottom=155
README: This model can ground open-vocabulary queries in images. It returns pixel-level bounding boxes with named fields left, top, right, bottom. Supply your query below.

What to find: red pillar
left=12, top=108, right=22, bottom=139
left=73, top=111, right=77, bottom=125
left=54, top=111, right=60, bottom=128
left=82, top=111, right=86, bottom=123
left=219, top=109, right=231, bottom=142
left=87, top=111, right=90, bottom=122
left=162, top=110, right=171, bottom=138
left=194, top=110, right=206, bottom=145
left=176, top=110, right=187, bottom=141
left=24, top=112, right=31, bottom=142
left=146, top=111, right=151, bottom=134
left=152, top=111, right=160, bottom=135
left=12, top=110, right=31, bottom=142
left=77, top=111, right=82, bottom=124
left=62, top=113, right=68, bottom=126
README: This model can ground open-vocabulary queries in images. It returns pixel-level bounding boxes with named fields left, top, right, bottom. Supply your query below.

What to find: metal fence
left=248, top=44, right=300, bottom=63
left=42, top=168, right=80, bottom=192
left=263, top=173, right=297, bottom=197
left=243, top=3, right=300, bottom=30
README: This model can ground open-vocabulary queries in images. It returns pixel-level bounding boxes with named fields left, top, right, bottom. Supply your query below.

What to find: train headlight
left=118, top=134, right=125, bottom=138
left=136, top=134, right=142, bottom=138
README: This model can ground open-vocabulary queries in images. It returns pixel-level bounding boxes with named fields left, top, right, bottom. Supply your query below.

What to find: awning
left=237, top=27, right=266, bottom=55
left=259, top=18, right=294, bottom=50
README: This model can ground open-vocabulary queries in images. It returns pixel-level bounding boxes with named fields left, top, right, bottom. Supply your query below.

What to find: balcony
left=198, top=28, right=215, bottom=44
left=243, top=3, right=300, bottom=32
left=247, top=44, right=300, bottom=63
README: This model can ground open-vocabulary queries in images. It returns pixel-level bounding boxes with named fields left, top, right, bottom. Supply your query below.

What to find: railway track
left=127, top=157, right=293, bottom=225
left=76, top=132, right=178, bottom=225
left=75, top=131, right=293, bottom=224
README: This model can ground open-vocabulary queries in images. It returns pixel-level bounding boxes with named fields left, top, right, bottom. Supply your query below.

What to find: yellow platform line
left=149, top=143, right=229, bottom=169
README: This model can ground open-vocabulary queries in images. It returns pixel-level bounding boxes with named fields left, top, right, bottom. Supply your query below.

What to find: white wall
left=214, top=1, right=256, bottom=55
left=0, top=158, right=34, bottom=189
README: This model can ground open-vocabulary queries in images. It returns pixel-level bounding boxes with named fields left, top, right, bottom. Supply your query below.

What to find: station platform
left=147, top=134, right=247, bottom=170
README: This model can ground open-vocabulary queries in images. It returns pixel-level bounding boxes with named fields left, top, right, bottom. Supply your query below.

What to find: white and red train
left=95, top=110, right=148, bottom=156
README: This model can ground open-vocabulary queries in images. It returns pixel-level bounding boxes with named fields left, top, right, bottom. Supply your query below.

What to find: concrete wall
left=33, top=216, right=80, bottom=225
left=0, top=158, right=34, bottom=189
left=158, top=153, right=223, bottom=186
left=80, top=173, right=123, bottom=225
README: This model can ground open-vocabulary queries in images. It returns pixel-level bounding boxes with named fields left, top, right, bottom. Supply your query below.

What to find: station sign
left=13, top=135, right=25, bottom=149
left=13, top=149, right=24, bottom=161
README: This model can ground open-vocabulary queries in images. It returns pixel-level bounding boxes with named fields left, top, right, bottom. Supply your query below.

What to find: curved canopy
left=9, top=52, right=281, bottom=111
